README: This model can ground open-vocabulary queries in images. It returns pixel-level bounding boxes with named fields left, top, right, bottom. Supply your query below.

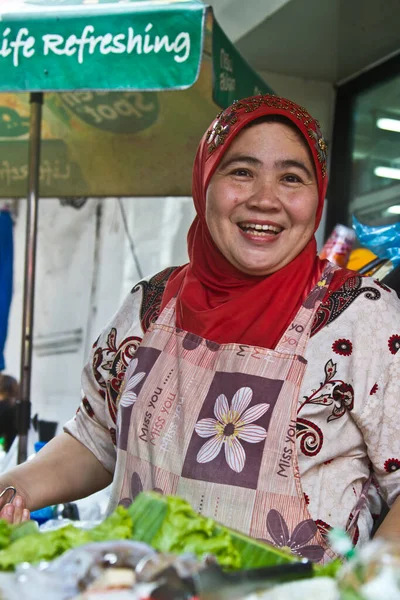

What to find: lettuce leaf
left=10, top=519, right=39, bottom=542
left=129, top=493, right=301, bottom=571
left=0, top=506, right=133, bottom=570
left=136, top=495, right=241, bottom=570
left=0, top=519, right=11, bottom=550
left=90, top=505, right=133, bottom=542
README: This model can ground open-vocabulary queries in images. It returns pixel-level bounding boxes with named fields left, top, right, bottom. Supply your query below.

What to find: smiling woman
left=1, top=94, right=400, bottom=566
left=159, top=98, right=330, bottom=349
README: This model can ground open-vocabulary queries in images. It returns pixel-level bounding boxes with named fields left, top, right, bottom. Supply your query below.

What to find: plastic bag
left=245, top=577, right=339, bottom=600
left=0, top=539, right=208, bottom=600
left=353, top=216, right=400, bottom=266
left=337, top=537, right=400, bottom=600
left=0, top=540, right=156, bottom=600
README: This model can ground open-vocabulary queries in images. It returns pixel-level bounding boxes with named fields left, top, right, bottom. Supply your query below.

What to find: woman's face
left=205, top=122, right=319, bottom=276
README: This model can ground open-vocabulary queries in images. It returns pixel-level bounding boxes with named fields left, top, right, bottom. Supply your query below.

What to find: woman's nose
left=246, top=179, right=281, bottom=210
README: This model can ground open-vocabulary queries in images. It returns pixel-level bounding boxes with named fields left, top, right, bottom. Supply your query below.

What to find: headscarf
left=161, top=94, right=341, bottom=349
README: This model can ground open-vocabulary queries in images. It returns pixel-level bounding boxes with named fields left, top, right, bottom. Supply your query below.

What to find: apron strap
left=346, top=474, right=373, bottom=536
left=275, top=264, right=338, bottom=356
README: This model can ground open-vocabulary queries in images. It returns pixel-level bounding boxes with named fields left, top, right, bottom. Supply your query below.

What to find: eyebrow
left=218, top=154, right=263, bottom=170
left=274, top=159, right=314, bottom=180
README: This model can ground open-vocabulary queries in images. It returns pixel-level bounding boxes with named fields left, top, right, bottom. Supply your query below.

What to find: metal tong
left=150, top=559, right=313, bottom=600
left=0, top=486, right=17, bottom=512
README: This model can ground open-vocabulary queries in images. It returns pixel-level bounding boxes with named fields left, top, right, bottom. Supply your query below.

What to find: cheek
left=308, top=201, right=319, bottom=231
left=205, top=191, right=216, bottom=226
left=232, top=195, right=241, bottom=208
left=205, top=189, right=222, bottom=235
left=295, top=194, right=319, bottom=226
left=205, top=184, right=229, bottom=222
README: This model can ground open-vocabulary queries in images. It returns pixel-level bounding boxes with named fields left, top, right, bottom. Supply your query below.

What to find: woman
left=1, top=94, right=400, bottom=562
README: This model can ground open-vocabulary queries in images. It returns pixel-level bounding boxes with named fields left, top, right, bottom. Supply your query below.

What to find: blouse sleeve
left=358, top=348, right=400, bottom=507
left=63, top=286, right=144, bottom=475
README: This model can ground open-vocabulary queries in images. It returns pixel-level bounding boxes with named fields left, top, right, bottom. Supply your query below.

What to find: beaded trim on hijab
left=206, top=94, right=328, bottom=177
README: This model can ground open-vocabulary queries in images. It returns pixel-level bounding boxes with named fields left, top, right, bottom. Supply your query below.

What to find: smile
left=238, top=222, right=283, bottom=236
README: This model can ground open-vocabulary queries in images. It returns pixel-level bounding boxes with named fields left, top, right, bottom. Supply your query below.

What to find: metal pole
left=17, top=92, right=43, bottom=465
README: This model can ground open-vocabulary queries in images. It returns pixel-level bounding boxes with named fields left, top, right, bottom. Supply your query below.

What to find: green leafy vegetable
left=10, top=519, right=39, bottom=542
left=0, top=493, right=342, bottom=582
left=0, top=506, right=132, bottom=570
left=129, top=493, right=296, bottom=571
left=90, top=505, right=133, bottom=542
left=0, top=519, right=11, bottom=550
left=150, top=495, right=241, bottom=570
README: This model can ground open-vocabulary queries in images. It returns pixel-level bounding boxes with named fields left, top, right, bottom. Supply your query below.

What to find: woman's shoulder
left=126, top=266, right=180, bottom=333
left=311, top=270, right=400, bottom=338
left=104, top=266, right=180, bottom=339
left=304, top=272, right=399, bottom=408
left=85, top=267, right=179, bottom=409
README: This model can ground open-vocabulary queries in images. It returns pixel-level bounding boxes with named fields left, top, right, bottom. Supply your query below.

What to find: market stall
left=0, top=0, right=271, bottom=462
left=0, top=490, right=397, bottom=599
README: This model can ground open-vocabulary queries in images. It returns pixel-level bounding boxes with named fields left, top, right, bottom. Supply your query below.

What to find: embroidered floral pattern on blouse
left=315, top=519, right=332, bottom=541
left=311, top=276, right=380, bottom=337
left=82, top=397, right=95, bottom=419
left=384, top=458, right=400, bottom=473
left=104, top=332, right=142, bottom=423
left=296, top=418, right=323, bottom=456
left=369, top=383, right=378, bottom=395
left=330, top=383, right=354, bottom=421
left=265, top=509, right=325, bottom=562
left=297, top=359, right=355, bottom=448
left=132, top=266, right=178, bottom=333
left=332, top=338, right=353, bottom=356
left=388, top=334, right=400, bottom=355
left=195, top=387, right=270, bottom=473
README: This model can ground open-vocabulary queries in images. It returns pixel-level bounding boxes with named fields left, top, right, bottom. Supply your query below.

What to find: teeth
left=239, top=223, right=282, bottom=234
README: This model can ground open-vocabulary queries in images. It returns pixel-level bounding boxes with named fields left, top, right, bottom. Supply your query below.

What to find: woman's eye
left=232, top=168, right=251, bottom=177
left=283, top=173, right=302, bottom=183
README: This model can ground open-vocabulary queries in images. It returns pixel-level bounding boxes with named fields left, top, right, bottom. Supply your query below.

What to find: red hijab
left=161, top=94, right=342, bottom=349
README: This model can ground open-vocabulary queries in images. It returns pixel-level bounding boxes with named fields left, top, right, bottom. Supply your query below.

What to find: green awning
left=0, top=0, right=273, bottom=196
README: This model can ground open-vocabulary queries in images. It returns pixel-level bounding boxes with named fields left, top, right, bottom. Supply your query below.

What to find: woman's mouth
left=237, top=222, right=283, bottom=237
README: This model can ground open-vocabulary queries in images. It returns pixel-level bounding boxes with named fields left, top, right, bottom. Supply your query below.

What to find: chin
left=233, top=254, right=282, bottom=277
left=237, top=265, right=276, bottom=277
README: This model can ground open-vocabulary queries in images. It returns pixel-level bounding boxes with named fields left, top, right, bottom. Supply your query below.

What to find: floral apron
left=110, top=265, right=355, bottom=563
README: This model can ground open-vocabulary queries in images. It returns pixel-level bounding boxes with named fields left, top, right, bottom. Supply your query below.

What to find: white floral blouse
left=65, top=267, right=400, bottom=548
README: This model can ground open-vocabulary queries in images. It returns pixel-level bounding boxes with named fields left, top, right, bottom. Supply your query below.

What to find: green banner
left=0, top=0, right=205, bottom=91
left=212, top=18, right=273, bottom=109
